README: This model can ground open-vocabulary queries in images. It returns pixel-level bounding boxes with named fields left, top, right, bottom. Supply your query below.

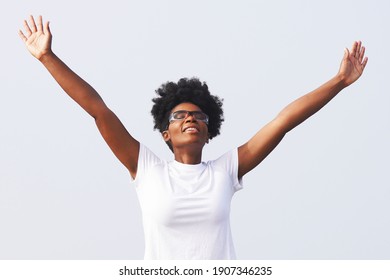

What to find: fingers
left=349, top=40, right=368, bottom=68
left=23, top=19, right=32, bottom=36
left=18, top=29, right=27, bottom=42
left=44, top=20, right=51, bottom=35
left=362, top=57, right=368, bottom=70
left=356, top=41, right=368, bottom=69
left=356, top=41, right=362, bottom=57
left=356, top=41, right=362, bottom=61
left=358, top=45, right=365, bottom=62
left=20, top=15, right=50, bottom=39
left=350, top=41, right=358, bottom=58
left=28, top=15, right=37, bottom=33
left=343, top=48, right=349, bottom=60
left=37, top=15, right=44, bottom=33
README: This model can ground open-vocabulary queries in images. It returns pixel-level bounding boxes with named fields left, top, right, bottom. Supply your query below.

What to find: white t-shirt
left=133, top=144, right=243, bottom=260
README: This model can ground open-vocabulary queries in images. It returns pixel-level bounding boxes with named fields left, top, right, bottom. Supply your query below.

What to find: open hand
left=338, top=41, right=368, bottom=87
left=19, top=15, right=52, bottom=60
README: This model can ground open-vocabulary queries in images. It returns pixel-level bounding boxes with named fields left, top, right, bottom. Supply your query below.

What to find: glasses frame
left=167, top=110, right=209, bottom=126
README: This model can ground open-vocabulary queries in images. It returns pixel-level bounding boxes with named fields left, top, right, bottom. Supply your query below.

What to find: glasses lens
left=170, top=110, right=209, bottom=123
left=172, top=111, right=188, bottom=119
left=192, top=112, right=207, bottom=121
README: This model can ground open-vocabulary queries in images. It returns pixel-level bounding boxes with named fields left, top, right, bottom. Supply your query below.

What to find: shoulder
left=208, top=147, right=243, bottom=191
left=133, top=143, right=166, bottom=181
left=209, top=148, right=239, bottom=168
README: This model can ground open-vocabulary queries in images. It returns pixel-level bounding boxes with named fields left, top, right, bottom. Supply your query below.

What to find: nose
left=184, top=112, right=197, bottom=123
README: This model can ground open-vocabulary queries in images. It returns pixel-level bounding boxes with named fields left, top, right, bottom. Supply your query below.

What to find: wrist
left=38, top=50, right=55, bottom=63
left=334, top=73, right=349, bottom=89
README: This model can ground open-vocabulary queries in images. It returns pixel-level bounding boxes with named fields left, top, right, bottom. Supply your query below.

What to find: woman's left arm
left=238, top=41, right=368, bottom=178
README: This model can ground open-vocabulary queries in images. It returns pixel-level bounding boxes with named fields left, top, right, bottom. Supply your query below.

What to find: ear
left=162, top=130, right=171, bottom=142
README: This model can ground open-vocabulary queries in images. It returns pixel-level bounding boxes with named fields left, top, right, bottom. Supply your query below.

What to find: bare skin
left=19, top=15, right=368, bottom=181
left=237, top=42, right=367, bottom=178
left=163, top=102, right=210, bottom=164
left=19, top=15, right=140, bottom=179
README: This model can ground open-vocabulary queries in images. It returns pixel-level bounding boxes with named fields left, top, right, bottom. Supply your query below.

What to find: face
left=163, top=102, right=209, bottom=151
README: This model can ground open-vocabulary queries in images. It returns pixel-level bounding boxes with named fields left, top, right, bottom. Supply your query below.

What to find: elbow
left=273, top=114, right=293, bottom=134
left=275, top=107, right=310, bottom=133
left=89, top=102, right=110, bottom=121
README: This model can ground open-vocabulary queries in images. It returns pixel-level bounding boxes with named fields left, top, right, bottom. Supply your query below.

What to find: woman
left=19, top=15, right=368, bottom=259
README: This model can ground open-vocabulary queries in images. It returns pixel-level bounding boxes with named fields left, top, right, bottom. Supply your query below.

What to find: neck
left=173, top=146, right=203, bottom=164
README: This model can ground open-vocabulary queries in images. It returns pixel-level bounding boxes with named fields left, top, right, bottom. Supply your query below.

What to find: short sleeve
left=212, top=148, right=243, bottom=192
left=131, top=144, right=163, bottom=186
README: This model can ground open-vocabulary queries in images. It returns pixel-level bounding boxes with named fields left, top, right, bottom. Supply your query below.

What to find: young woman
left=19, top=15, right=368, bottom=259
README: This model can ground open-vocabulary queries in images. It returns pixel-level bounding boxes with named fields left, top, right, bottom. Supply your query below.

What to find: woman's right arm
left=19, top=15, right=139, bottom=178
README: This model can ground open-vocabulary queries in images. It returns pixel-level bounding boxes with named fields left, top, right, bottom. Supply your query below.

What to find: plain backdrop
left=1, top=0, right=389, bottom=259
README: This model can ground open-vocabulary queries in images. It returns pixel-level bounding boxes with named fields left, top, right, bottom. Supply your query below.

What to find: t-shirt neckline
left=171, top=160, right=206, bottom=172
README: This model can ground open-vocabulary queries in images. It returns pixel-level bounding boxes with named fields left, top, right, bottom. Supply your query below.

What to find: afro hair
left=151, top=77, right=224, bottom=150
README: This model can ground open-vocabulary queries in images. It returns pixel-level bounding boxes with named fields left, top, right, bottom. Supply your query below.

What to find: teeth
left=185, top=127, right=198, bottom=132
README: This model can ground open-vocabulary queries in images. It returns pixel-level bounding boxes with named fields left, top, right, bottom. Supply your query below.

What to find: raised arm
left=19, top=15, right=139, bottom=178
left=238, top=41, right=368, bottom=178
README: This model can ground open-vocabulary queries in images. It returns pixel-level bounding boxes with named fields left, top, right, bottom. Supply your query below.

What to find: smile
left=183, top=127, right=199, bottom=133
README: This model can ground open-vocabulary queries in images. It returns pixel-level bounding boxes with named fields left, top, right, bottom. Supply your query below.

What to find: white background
left=1, top=0, right=389, bottom=259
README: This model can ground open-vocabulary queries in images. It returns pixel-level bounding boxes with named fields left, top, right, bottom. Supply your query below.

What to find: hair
left=151, top=77, right=224, bottom=151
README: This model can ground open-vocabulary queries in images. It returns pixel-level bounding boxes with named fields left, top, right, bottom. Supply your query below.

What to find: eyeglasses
left=168, top=110, right=209, bottom=125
